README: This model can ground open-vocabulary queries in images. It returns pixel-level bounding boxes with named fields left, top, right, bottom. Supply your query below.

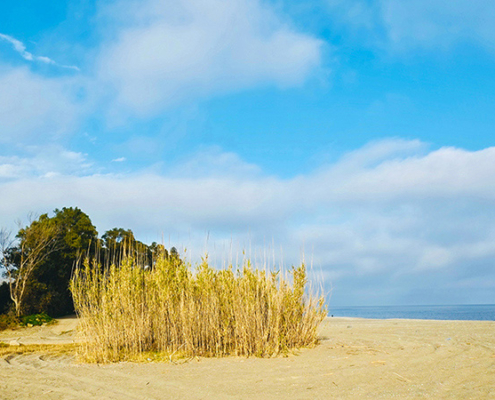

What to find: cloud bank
left=1, top=140, right=495, bottom=305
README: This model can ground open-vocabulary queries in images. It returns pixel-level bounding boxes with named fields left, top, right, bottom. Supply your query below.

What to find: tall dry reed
left=70, top=250, right=326, bottom=362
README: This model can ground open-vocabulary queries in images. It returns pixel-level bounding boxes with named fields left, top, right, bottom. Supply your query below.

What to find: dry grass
left=71, top=251, right=326, bottom=363
left=0, top=343, right=77, bottom=357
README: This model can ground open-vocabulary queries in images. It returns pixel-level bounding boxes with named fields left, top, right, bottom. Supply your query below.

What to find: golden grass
left=0, top=343, right=77, bottom=357
left=71, top=251, right=326, bottom=363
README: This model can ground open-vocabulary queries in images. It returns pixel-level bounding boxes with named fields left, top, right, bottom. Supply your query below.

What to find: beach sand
left=1, top=316, right=494, bottom=399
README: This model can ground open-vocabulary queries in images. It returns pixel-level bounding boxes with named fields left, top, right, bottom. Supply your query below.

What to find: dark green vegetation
left=0, top=313, right=54, bottom=330
left=0, top=207, right=173, bottom=323
left=20, top=312, right=53, bottom=326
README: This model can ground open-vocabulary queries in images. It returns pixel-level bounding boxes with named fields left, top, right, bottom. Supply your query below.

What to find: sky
left=1, top=0, right=495, bottom=307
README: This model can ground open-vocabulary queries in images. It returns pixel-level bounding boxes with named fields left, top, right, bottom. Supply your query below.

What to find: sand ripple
left=1, top=317, right=494, bottom=399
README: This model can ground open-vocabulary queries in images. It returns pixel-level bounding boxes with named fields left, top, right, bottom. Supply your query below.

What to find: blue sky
left=1, top=0, right=495, bottom=307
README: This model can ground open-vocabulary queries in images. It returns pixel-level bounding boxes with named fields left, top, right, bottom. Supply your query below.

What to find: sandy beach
left=1, top=316, right=494, bottom=399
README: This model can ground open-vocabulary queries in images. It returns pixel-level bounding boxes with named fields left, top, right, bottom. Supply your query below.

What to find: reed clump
left=70, top=250, right=326, bottom=363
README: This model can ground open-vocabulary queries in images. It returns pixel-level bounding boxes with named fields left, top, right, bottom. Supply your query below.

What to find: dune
left=0, top=316, right=494, bottom=399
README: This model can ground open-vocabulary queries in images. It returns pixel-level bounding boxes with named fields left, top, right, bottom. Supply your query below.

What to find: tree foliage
left=0, top=207, right=178, bottom=317
left=0, top=282, right=11, bottom=314
left=1, top=208, right=98, bottom=316
left=12, top=216, right=60, bottom=316
left=24, top=208, right=99, bottom=316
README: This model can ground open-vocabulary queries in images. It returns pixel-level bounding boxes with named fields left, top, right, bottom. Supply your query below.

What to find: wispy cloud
left=0, top=33, right=80, bottom=71
left=112, top=157, right=127, bottom=162
left=325, top=0, right=495, bottom=53
left=380, top=0, right=495, bottom=51
left=0, top=67, right=82, bottom=143
left=0, top=33, right=34, bottom=60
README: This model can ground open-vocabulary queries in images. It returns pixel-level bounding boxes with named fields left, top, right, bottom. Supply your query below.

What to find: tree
left=0, top=228, right=14, bottom=272
left=0, top=282, right=11, bottom=314
left=1, top=208, right=98, bottom=317
left=0, top=217, right=60, bottom=317
left=1, top=207, right=179, bottom=317
left=148, top=242, right=168, bottom=270
left=101, top=228, right=155, bottom=268
left=24, top=207, right=98, bottom=316
left=101, top=228, right=136, bottom=266
left=0, top=228, right=15, bottom=314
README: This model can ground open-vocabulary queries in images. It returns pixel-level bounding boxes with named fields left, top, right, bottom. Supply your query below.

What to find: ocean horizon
left=328, top=304, right=495, bottom=321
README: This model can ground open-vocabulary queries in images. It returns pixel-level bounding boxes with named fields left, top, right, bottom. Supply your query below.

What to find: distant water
left=329, top=304, right=495, bottom=321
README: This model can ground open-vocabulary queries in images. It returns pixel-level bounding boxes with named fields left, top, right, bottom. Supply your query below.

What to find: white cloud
left=170, top=147, right=262, bottom=179
left=0, top=33, right=34, bottom=60
left=0, top=67, right=81, bottom=143
left=96, top=0, right=323, bottom=118
left=1, top=2, right=321, bottom=146
left=0, top=146, right=91, bottom=180
left=301, top=147, right=495, bottom=211
left=1, top=140, right=495, bottom=306
left=0, top=33, right=80, bottom=70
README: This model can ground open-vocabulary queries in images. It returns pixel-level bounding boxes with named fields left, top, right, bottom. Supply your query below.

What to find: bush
left=0, top=314, right=20, bottom=331
left=21, top=313, right=53, bottom=327
left=71, top=252, right=326, bottom=363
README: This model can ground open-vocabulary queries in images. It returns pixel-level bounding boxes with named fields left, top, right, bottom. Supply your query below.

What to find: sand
left=1, top=316, right=494, bottom=399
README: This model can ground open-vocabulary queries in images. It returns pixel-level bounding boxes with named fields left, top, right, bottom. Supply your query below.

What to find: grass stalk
left=71, top=251, right=326, bottom=363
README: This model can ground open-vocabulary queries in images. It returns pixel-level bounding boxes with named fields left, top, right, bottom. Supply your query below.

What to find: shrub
left=21, top=312, right=53, bottom=327
left=71, top=252, right=326, bottom=363
left=0, top=314, right=20, bottom=331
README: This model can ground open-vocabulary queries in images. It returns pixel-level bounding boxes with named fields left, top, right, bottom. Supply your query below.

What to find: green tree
left=18, top=208, right=98, bottom=316
left=2, top=208, right=178, bottom=317
left=148, top=242, right=168, bottom=269
left=1, top=217, right=60, bottom=316
left=101, top=228, right=136, bottom=266
left=0, top=282, right=11, bottom=314
left=36, top=207, right=98, bottom=315
left=101, top=228, right=157, bottom=269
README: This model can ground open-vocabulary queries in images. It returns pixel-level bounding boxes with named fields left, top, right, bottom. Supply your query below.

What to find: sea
left=328, top=304, right=495, bottom=321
